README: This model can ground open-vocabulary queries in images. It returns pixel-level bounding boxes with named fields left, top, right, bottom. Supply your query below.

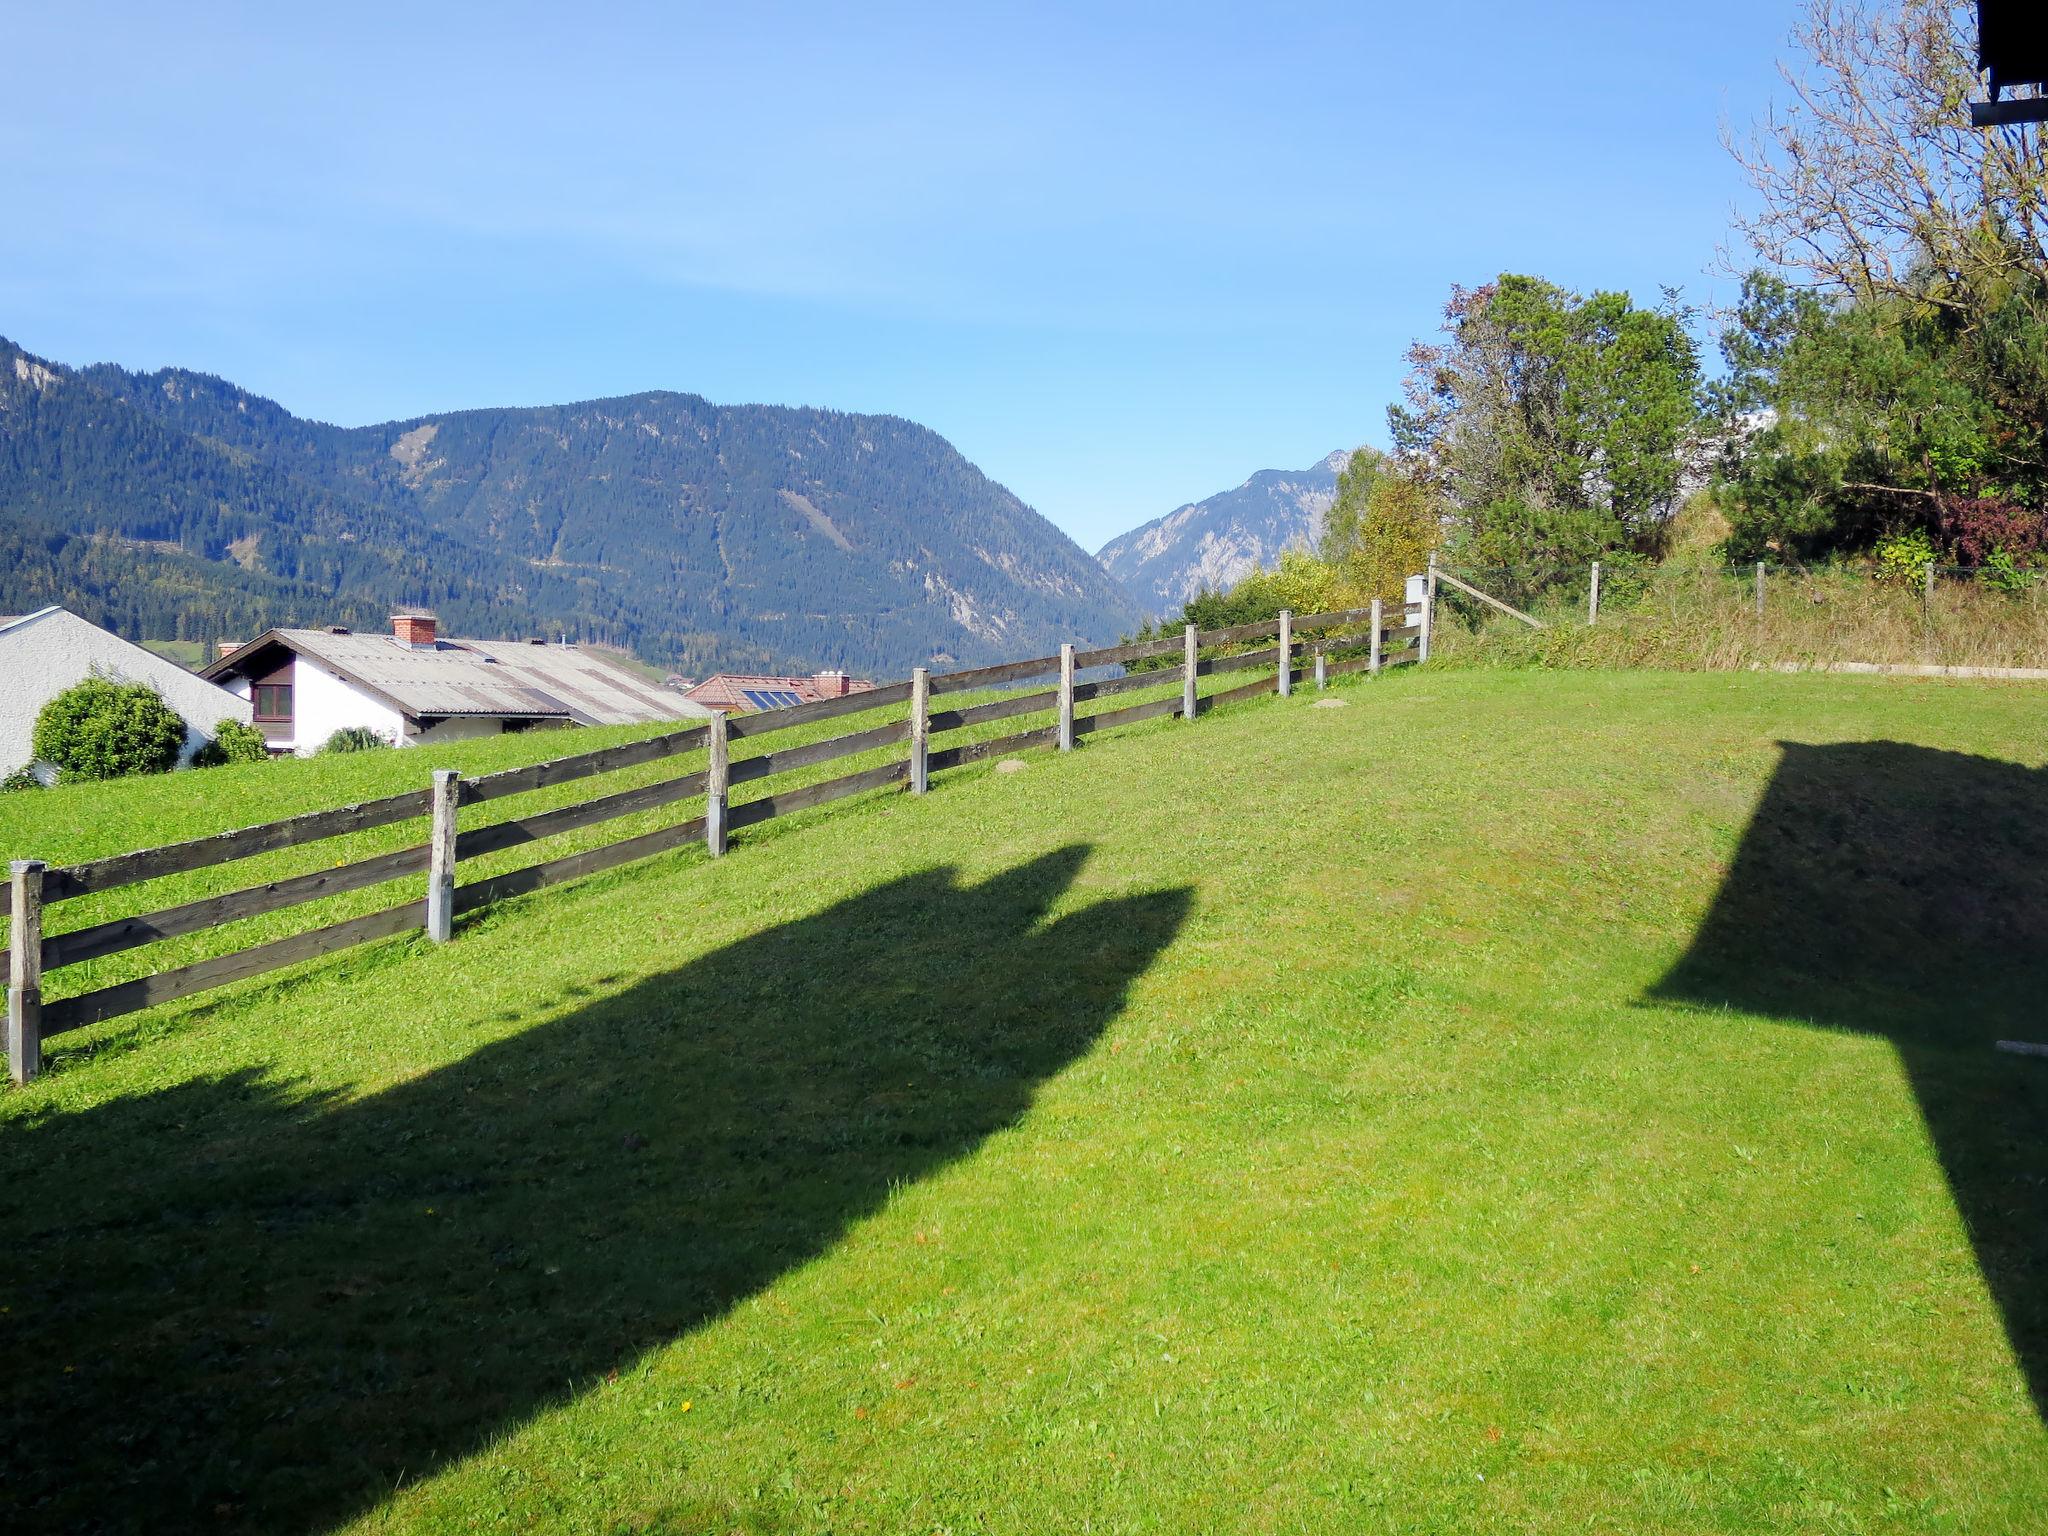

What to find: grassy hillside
left=2, top=669, right=2043, bottom=1534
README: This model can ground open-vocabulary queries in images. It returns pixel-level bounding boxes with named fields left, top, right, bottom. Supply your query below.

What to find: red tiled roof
left=682, top=672, right=877, bottom=712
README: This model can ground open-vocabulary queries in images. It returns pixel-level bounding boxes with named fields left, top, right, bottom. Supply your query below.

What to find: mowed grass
left=1, top=669, right=2044, bottom=1534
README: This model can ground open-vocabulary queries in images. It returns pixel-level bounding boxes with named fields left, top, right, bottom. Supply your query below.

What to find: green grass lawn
left=1, top=669, right=2043, bottom=1534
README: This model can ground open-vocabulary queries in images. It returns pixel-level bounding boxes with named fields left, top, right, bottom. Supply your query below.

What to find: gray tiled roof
left=251, top=630, right=710, bottom=725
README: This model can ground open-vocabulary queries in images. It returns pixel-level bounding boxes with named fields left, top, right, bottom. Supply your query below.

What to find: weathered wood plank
left=1202, top=644, right=1283, bottom=676
left=1435, top=568, right=1545, bottom=629
left=930, top=688, right=1057, bottom=732
left=452, top=815, right=708, bottom=916
left=926, top=724, right=1059, bottom=773
left=1072, top=693, right=1182, bottom=736
left=1072, top=634, right=1185, bottom=670
left=1290, top=606, right=1376, bottom=632
left=455, top=769, right=710, bottom=861
left=463, top=723, right=708, bottom=804
left=728, top=718, right=909, bottom=782
left=1182, top=623, right=1197, bottom=722
left=45, top=788, right=434, bottom=902
left=40, top=897, right=427, bottom=1038
left=705, top=711, right=730, bottom=857
left=40, top=843, right=433, bottom=971
left=1196, top=618, right=1284, bottom=646
left=1073, top=670, right=1178, bottom=704
left=1196, top=674, right=1285, bottom=712
left=725, top=680, right=915, bottom=739
left=909, top=668, right=930, bottom=796
left=9, top=861, right=44, bottom=1083
left=1057, top=644, right=1076, bottom=752
left=427, top=770, right=459, bottom=944
left=727, top=759, right=908, bottom=830
left=927, top=654, right=1061, bottom=697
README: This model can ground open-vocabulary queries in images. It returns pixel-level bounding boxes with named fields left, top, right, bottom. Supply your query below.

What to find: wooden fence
left=5, top=604, right=1420, bottom=1082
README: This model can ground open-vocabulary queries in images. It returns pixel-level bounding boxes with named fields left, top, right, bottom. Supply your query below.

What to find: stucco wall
left=249, top=654, right=532, bottom=755
left=0, top=609, right=252, bottom=776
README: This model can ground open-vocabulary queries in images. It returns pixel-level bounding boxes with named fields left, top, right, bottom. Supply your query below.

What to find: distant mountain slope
left=0, top=338, right=1141, bottom=675
left=1096, top=451, right=1350, bottom=615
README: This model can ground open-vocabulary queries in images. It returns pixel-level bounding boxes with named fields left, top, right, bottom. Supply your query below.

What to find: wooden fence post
left=1277, top=610, right=1293, bottom=697
left=1057, top=643, right=1076, bottom=751
left=1755, top=561, right=1766, bottom=621
left=706, top=710, right=730, bottom=855
left=1589, top=561, right=1602, bottom=625
left=8, top=860, right=45, bottom=1085
left=427, top=769, right=460, bottom=943
left=1182, top=623, right=1198, bottom=720
left=1369, top=597, right=1384, bottom=675
left=1420, top=554, right=1438, bottom=662
left=1314, top=647, right=1327, bottom=690
left=909, top=666, right=930, bottom=794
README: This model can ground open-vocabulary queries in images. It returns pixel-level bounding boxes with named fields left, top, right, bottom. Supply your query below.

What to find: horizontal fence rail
left=5, top=598, right=1427, bottom=1081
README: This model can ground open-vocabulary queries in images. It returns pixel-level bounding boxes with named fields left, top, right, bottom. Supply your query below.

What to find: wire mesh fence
left=1426, top=560, right=2048, bottom=672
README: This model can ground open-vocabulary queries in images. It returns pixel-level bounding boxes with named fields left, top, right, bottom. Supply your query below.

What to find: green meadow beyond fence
left=5, top=605, right=1420, bottom=1083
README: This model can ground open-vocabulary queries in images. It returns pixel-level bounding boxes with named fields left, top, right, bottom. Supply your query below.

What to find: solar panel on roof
left=740, top=688, right=804, bottom=709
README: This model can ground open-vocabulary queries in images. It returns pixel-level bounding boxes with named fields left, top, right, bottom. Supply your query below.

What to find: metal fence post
left=909, top=666, right=930, bottom=794
left=1369, top=597, right=1384, bottom=675
left=8, top=860, right=45, bottom=1084
left=1182, top=623, right=1198, bottom=720
left=1277, top=610, right=1293, bottom=697
left=1057, top=643, right=1076, bottom=751
left=706, top=710, right=730, bottom=855
left=1314, top=647, right=1327, bottom=690
left=427, top=770, right=460, bottom=943
left=1589, top=560, right=1602, bottom=625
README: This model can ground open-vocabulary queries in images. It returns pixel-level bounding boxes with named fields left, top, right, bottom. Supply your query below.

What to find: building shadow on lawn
left=0, top=845, right=1192, bottom=1535
left=1651, top=740, right=2048, bottom=1418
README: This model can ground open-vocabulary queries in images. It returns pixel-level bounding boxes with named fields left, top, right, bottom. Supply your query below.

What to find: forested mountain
left=1096, top=451, right=1350, bottom=616
left=0, top=337, right=1140, bottom=675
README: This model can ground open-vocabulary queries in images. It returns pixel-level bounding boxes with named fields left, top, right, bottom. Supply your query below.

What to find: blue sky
left=4, top=0, right=1793, bottom=551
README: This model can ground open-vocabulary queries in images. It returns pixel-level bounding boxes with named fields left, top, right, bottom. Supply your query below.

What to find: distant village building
left=0, top=606, right=253, bottom=778
left=681, top=671, right=876, bottom=714
left=201, top=611, right=711, bottom=755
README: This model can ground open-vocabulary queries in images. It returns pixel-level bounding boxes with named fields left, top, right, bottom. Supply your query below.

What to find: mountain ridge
left=0, top=338, right=1141, bottom=676
left=1096, top=449, right=1350, bottom=615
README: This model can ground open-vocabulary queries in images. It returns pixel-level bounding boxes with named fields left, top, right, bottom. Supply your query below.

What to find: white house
left=0, top=606, right=254, bottom=778
left=200, top=610, right=710, bottom=756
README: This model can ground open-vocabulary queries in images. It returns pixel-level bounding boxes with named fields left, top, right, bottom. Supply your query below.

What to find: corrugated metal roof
left=262, top=630, right=712, bottom=725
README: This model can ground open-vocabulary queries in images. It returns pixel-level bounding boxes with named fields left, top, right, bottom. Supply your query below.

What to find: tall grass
left=1433, top=562, right=2048, bottom=671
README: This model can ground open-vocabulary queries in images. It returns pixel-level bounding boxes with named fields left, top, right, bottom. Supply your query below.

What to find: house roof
left=683, top=673, right=878, bottom=712
left=204, top=629, right=713, bottom=726
left=0, top=607, right=58, bottom=636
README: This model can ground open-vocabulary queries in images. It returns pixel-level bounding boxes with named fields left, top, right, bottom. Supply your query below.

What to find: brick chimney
left=392, top=611, right=439, bottom=648
left=216, top=640, right=245, bottom=660
left=813, top=669, right=851, bottom=697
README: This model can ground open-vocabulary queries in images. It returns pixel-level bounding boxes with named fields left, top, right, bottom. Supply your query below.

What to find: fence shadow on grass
left=1651, top=740, right=2048, bottom=1418
left=0, top=845, right=1192, bottom=1535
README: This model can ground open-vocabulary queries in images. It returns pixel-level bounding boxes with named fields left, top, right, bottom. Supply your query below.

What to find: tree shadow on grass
left=1650, top=740, right=2048, bottom=1417
left=0, top=846, right=1192, bottom=1534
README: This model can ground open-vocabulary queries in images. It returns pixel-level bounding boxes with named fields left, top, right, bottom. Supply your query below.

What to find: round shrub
left=192, top=718, right=271, bottom=767
left=319, top=726, right=390, bottom=755
left=32, top=677, right=189, bottom=782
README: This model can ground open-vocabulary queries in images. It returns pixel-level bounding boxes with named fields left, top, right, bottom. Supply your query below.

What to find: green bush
left=1979, top=547, right=2038, bottom=599
left=319, top=726, right=390, bottom=755
left=192, top=718, right=271, bottom=767
left=1, top=766, right=41, bottom=793
left=1872, top=529, right=1936, bottom=590
left=32, top=677, right=189, bottom=782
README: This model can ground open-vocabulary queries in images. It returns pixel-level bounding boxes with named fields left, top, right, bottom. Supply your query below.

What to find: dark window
left=253, top=683, right=294, bottom=720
